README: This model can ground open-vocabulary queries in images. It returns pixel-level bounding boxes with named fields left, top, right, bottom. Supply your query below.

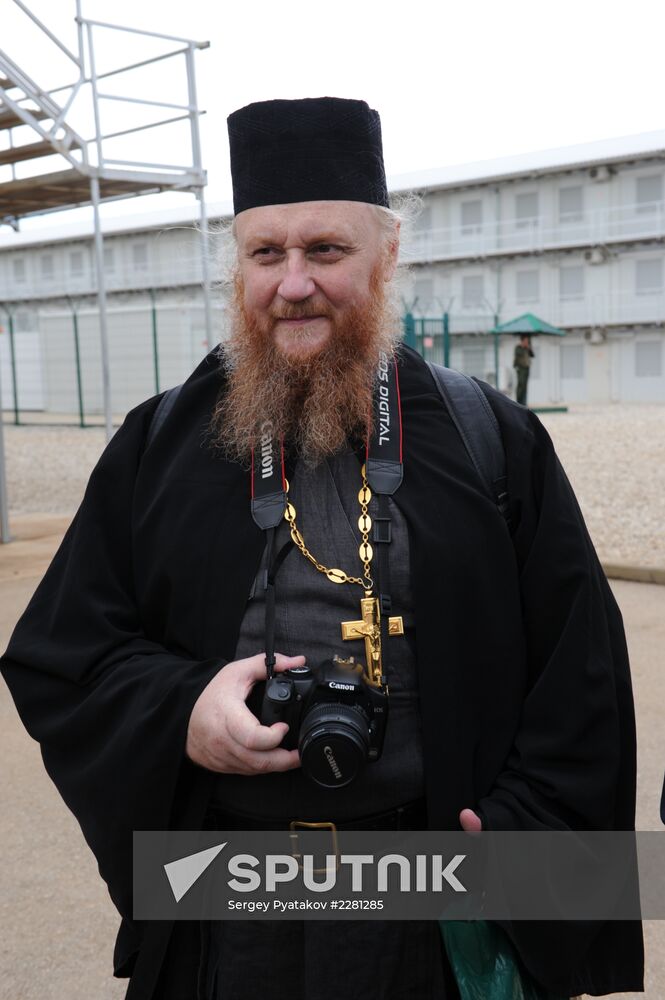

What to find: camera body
left=258, top=655, right=388, bottom=788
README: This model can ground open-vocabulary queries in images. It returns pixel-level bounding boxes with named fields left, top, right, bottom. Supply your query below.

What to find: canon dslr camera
left=257, top=655, right=388, bottom=788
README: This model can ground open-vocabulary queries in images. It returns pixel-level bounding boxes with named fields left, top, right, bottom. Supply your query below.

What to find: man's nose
left=277, top=254, right=316, bottom=302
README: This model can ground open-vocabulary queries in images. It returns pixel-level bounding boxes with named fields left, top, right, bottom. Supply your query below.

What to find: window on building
left=515, top=192, right=539, bottom=229
left=636, top=175, right=663, bottom=214
left=462, top=346, right=486, bottom=377
left=461, top=199, right=482, bottom=233
left=69, top=250, right=85, bottom=276
left=413, top=206, right=432, bottom=254
left=40, top=254, right=54, bottom=280
left=561, top=343, right=585, bottom=379
left=516, top=269, right=539, bottom=302
left=412, top=278, right=434, bottom=313
left=12, top=258, right=26, bottom=283
left=559, top=186, right=584, bottom=223
left=132, top=242, right=149, bottom=271
left=103, top=245, right=115, bottom=273
left=15, top=309, right=35, bottom=332
left=462, top=274, right=484, bottom=307
left=635, top=258, right=663, bottom=295
left=635, top=340, right=662, bottom=377
left=559, top=265, right=584, bottom=300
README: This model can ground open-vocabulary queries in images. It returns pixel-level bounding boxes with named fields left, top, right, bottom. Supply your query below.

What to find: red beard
left=211, top=268, right=399, bottom=466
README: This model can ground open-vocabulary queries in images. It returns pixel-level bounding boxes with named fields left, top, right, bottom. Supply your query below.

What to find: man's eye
left=310, top=244, right=343, bottom=257
left=253, top=247, right=279, bottom=257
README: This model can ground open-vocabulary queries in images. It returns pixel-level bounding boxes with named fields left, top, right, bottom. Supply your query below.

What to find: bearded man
left=1, top=98, right=643, bottom=1000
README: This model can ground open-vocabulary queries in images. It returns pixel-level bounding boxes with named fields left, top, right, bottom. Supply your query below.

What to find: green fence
left=402, top=313, right=451, bottom=366
left=0, top=293, right=217, bottom=427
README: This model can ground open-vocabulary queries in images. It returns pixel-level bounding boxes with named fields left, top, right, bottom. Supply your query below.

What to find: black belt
left=205, top=798, right=427, bottom=833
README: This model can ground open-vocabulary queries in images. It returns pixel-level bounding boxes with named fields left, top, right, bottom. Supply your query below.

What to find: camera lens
left=298, top=704, right=370, bottom=788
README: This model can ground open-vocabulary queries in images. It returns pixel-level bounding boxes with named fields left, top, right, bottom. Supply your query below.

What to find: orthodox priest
left=1, top=98, right=643, bottom=999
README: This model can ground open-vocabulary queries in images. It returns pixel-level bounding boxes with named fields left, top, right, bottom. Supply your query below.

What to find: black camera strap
left=263, top=529, right=294, bottom=679
left=248, top=422, right=292, bottom=679
left=250, top=421, right=287, bottom=531
left=365, top=350, right=403, bottom=495
left=365, top=351, right=402, bottom=681
left=375, top=492, right=393, bottom=677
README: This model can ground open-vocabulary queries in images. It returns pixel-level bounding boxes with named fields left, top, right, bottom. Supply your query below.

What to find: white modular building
left=0, top=204, right=225, bottom=418
left=0, top=130, right=664, bottom=417
left=396, top=130, right=665, bottom=405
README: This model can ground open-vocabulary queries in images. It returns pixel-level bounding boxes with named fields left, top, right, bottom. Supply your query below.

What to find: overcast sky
left=4, top=0, right=665, bottom=229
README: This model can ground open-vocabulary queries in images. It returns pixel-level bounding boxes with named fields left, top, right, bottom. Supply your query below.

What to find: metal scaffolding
left=0, top=0, right=211, bottom=541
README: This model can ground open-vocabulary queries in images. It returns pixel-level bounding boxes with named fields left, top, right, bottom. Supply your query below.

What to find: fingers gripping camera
left=259, top=656, right=389, bottom=788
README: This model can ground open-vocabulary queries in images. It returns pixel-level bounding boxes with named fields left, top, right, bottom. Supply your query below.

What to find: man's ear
left=383, top=221, right=401, bottom=282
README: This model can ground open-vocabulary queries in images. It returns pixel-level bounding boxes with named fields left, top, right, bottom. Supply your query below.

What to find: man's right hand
left=186, top=652, right=305, bottom=775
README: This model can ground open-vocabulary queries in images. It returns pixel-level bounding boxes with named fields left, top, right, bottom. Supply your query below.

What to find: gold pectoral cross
left=341, top=594, right=404, bottom=686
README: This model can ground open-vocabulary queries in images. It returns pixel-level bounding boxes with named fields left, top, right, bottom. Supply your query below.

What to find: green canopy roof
left=490, top=312, right=566, bottom=336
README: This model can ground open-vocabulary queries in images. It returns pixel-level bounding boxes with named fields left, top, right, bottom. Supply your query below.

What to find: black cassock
left=1, top=345, right=643, bottom=998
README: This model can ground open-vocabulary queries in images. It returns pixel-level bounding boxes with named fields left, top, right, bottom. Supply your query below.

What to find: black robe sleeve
left=0, top=399, right=224, bottom=975
left=478, top=408, right=636, bottom=833
left=477, top=400, right=643, bottom=994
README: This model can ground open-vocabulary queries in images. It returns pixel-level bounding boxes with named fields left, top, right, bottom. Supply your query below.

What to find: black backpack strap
left=426, top=362, right=512, bottom=529
left=146, top=384, right=183, bottom=449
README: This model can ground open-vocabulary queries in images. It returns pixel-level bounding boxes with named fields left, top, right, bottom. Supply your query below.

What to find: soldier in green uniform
left=513, top=334, right=535, bottom=405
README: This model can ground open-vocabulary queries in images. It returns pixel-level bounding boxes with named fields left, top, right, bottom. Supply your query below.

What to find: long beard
left=211, top=269, right=400, bottom=466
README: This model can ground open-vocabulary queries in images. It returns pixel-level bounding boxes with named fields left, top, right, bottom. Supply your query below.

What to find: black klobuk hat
left=227, top=97, right=389, bottom=215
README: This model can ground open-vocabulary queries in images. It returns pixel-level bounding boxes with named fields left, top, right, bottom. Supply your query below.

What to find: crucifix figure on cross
left=341, top=593, right=404, bottom=686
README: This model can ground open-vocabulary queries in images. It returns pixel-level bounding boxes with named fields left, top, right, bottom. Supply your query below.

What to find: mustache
left=270, top=301, right=334, bottom=321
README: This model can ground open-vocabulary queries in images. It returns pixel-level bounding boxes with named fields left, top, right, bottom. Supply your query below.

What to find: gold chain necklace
left=283, top=464, right=374, bottom=592
left=281, top=463, right=404, bottom=686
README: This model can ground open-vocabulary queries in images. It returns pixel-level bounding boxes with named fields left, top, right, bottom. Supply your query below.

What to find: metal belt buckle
left=289, top=820, right=340, bottom=874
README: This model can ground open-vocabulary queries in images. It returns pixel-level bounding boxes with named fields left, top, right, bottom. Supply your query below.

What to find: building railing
left=409, top=200, right=665, bottom=262
left=548, top=291, right=665, bottom=328
left=0, top=258, right=205, bottom=299
left=410, top=291, right=665, bottom=332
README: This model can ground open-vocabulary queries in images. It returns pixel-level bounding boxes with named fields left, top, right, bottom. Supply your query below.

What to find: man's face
left=234, top=200, right=397, bottom=361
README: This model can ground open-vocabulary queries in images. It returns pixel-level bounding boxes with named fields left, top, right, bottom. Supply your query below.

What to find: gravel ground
left=2, top=401, right=665, bottom=567
left=537, top=404, right=665, bottom=569
left=3, top=421, right=107, bottom=519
